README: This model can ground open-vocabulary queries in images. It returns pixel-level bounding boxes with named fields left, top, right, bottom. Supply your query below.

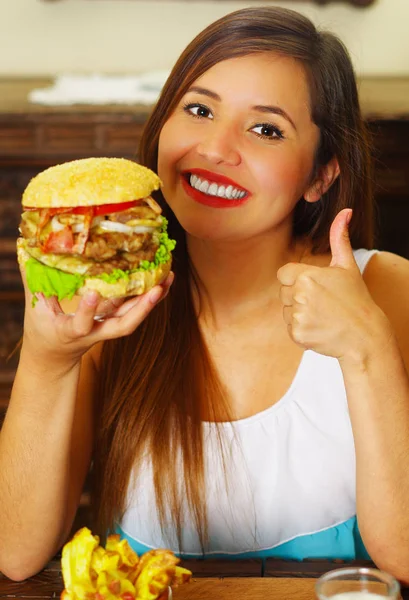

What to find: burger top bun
left=22, top=157, right=162, bottom=209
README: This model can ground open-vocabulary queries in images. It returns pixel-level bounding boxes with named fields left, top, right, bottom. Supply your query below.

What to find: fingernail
left=149, top=287, right=163, bottom=304
left=85, top=292, right=99, bottom=306
left=111, top=297, right=124, bottom=307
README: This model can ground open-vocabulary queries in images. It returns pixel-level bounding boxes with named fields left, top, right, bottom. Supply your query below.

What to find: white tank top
left=117, top=249, right=379, bottom=560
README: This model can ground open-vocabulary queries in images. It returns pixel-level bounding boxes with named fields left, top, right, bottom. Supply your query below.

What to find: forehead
left=191, top=53, right=313, bottom=120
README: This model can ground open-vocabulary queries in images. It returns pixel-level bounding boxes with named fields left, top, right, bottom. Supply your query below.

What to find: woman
left=2, top=6, right=409, bottom=582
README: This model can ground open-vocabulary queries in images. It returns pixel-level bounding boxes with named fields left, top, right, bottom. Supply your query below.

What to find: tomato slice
left=92, top=199, right=143, bottom=216
left=41, top=227, right=74, bottom=254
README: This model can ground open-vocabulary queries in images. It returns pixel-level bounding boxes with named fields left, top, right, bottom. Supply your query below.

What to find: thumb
left=329, top=208, right=357, bottom=269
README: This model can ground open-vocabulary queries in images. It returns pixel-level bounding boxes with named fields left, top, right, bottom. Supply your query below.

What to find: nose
left=196, top=126, right=241, bottom=167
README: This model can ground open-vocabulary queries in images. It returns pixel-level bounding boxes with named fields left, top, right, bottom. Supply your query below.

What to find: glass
left=315, top=567, right=400, bottom=599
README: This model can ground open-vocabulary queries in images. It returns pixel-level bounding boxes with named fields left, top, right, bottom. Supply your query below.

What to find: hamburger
left=17, top=157, right=176, bottom=301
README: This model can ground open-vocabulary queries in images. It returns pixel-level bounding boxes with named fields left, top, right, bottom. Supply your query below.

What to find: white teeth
left=189, top=174, right=247, bottom=200
left=208, top=183, right=218, bottom=196
left=199, top=180, right=209, bottom=193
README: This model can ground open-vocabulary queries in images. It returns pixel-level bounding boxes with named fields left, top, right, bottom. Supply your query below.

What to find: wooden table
left=1, top=559, right=408, bottom=600
left=173, top=577, right=316, bottom=599
left=0, top=572, right=316, bottom=600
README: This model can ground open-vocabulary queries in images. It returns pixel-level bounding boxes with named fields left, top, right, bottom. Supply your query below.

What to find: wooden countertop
left=0, top=574, right=406, bottom=600
left=1, top=559, right=408, bottom=600
left=174, top=578, right=317, bottom=599
left=0, top=575, right=316, bottom=600
left=0, top=77, right=408, bottom=120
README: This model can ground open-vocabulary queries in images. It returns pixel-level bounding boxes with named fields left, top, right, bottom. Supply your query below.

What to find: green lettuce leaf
left=24, top=218, right=176, bottom=302
left=25, top=258, right=85, bottom=304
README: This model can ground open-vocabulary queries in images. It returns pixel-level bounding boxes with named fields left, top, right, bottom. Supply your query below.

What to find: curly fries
left=61, top=528, right=191, bottom=600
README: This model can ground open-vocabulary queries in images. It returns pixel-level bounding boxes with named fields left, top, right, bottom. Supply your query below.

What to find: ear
left=303, top=156, right=340, bottom=204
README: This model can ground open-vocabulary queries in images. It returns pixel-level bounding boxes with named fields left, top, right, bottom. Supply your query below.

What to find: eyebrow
left=186, top=85, right=297, bottom=132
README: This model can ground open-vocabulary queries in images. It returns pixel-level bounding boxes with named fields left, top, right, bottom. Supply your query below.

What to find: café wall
left=0, top=0, right=408, bottom=77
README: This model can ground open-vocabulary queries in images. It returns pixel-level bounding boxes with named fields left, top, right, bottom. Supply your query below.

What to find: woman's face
left=157, top=53, right=320, bottom=242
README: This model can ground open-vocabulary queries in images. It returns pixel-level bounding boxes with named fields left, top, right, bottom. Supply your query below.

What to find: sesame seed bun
left=22, top=157, right=162, bottom=209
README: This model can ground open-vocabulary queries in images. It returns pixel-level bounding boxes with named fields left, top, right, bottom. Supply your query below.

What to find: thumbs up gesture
left=277, top=209, right=384, bottom=361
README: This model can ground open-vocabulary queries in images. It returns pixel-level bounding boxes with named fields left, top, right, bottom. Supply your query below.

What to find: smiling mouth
left=184, top=173, right=248, bottom=200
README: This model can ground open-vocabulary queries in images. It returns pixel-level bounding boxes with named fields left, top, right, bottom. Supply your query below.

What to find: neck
left=187, top=226, right=306, bottom=329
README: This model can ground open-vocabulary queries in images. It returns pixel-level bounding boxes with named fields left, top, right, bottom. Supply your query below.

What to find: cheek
left=253, top=150, right=314, bottom=200
left=157, top=119, right=192, bottom=183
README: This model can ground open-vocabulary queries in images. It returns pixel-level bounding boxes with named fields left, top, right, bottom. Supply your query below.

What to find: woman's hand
left=277, top=209, right=391, bottom=364
left=21, top=270, right=174, bottom=369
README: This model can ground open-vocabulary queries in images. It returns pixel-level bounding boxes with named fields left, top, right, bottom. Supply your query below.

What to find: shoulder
left=362, top=250, right=409, bottom=296
left=362, top=251, right=409, bottom=356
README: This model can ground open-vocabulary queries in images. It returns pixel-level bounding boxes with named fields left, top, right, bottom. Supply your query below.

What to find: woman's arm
left=341, top=251, right=409, bottom=582
left=277, top=210, right=409, bottom=582
left=0, top=343, right=97, bottom=581
left=0, top=271, right=171, bottom=581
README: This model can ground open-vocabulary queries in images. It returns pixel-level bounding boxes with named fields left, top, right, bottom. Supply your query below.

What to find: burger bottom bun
left=77, top=260, right=171, bottom=299
left=17, top=237, right=172, bottom=300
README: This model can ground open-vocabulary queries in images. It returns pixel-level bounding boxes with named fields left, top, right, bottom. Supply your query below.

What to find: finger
left=67, top=292, right=101, bottom=338
left=329, top=208, right=358, bottom=271
left=24, top=292, right=61, bottom=319
left=28, top=292, right=49, bottom=315
left=108, top=284, right=165, bottom=320
left=96, top=286, right=164, bottom=340
left=282, top=305, right=293, bottom=326
left=110, top=294, right=145, bottom=318
left=43, top=294, right=64, bottom=315
left=96, top=296, right=124, bottom=314
left=279, top=285, right=294, bottom=307
left=277, top=262, right=310, bottom=286
left=91, top=295, right=125, bottom=319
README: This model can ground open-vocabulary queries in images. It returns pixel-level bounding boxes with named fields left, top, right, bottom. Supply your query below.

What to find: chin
left=176, top=213, right=234, bottom=242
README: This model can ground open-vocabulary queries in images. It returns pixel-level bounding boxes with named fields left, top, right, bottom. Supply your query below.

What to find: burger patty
left=22, top=226, right=159, bottom=273
left=85, top=234, right=159, bottom=275
left=83, top=231, right=153, bottom=260
left=86, top=246, right=158, bottom=276
left=19, top=203, right=162, bottom=276
left=22, top=226, right=158, bottom=258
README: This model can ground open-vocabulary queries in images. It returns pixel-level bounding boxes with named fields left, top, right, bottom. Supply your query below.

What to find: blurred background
left=0, top=0, right=408, bottom=470
left=1, top=0, right=409, bottom=77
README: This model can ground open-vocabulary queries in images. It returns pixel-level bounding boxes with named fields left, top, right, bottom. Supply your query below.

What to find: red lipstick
left=181, top=169, right=250, bottom=209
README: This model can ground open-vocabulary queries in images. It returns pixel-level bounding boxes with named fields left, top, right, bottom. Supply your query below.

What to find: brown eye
left=183, top=103, right=213, bottom=120
left=252, top=123, right=284, bottom=140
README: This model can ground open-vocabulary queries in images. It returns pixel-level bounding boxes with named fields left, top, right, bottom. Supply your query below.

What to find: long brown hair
left=92, top=7, right=374, bottom=551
